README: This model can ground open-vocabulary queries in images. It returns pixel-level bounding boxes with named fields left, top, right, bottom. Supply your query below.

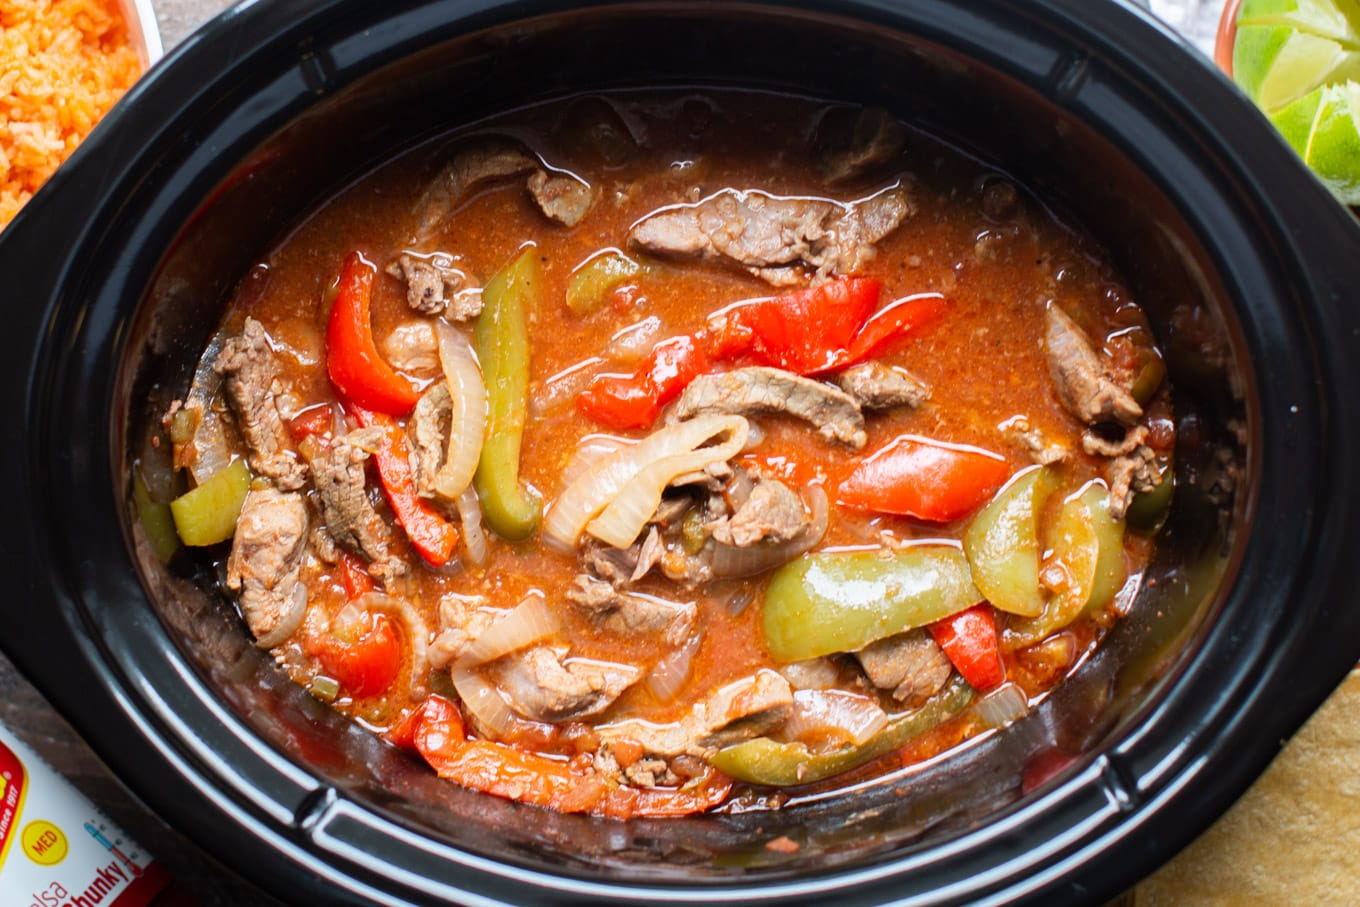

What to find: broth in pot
left=147, top=89, right=1173, bottom=816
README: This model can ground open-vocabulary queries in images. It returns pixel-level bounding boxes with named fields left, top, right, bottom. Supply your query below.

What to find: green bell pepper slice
left=169, top=458, right=251, bottom=547
left=963, top=465, right=1057, bottom=617
left=565, top=250, right=645, bottom=315
left=1009, top=481, right=1125, bottom=645
left=134, top=470, right=180, bottom=563
left=710, top=676, right=974, bottom=786
left=762, top=546, right=983, bottom=662
left=472, top=247, right=543, bottom=541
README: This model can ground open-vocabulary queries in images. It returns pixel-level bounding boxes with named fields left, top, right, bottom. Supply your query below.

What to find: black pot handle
left=0, top=171, right=96, bottom=704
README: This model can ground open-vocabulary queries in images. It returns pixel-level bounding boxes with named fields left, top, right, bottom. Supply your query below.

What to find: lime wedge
left=1233, top=0, right=1360, bottom=202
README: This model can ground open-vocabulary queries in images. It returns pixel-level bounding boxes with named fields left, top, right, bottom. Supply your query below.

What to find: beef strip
left=816, top=107, right=907, bottom=184
left=526, top=169, right=596, bottom=227
left=225, top=487, right=308, bottom=644
left=855, top=630, right=953, bottom=706
left=427, top=595, right=492, bottom=670
left=1001, top=415, right=1070, bottom=466
left=408, top=382, right=451, bottom=501
left=835, top=360, right=930, bottom=411
left=306, top=428, right=403, bottom=579
left=597, top=669, right=794, bottom=758
left=707, top=476, right=808, bottom=546
left=387, top=253, right=482, bottom=319
left=491, top=645, right=640, bottom=722
left=1045, top=305, right=1143, bottom=427
left=213, top=318, right=306, bottom=490
left=628, top=185, right=913, bottom=286
left=567, top=574, right=696, bottom=646
left=412, top=141, right=538, bottom=241
left=672, top=366, right=867, bottom=448
left=1107, top=444, right=1161, bottom=521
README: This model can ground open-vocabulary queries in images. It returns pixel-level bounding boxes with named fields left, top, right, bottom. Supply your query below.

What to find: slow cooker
left=2, top=0, right=1358, bottom=903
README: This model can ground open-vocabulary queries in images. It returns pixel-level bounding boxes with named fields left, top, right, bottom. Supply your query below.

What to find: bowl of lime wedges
left=1218, top=0, right=1360, bottom=204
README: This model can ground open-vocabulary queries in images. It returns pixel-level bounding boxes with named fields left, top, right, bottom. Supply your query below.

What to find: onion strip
left=585, top=418, right=749, bottom=548
left=452, top=666, right=518, bottom=740
left=543, top=414, right=748, bottom=552
left=353, top=591, right=432, bottom=697
left=455, top=486, right=489, bottom=567
left=433, top=319, right=488, bottom=500
left=784, top=689, right=889, bottom=747
left=973, top=682, right=1030, bottom=730
left=456, top=593, right=559, bottom=668
left=254, top=583, right=307, bottom=649
left=711, top=484, right=829, bottom=577
left=645, top=630, right=702, bottom=703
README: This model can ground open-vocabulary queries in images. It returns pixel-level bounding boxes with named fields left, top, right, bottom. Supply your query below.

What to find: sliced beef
left=567, top=574, right=696, bottom=646
left=213, top=318, right=306, bottom=490
left=427, top=595, right=492, bottom=670
left=306, top=428, right=402, bottom=578
left=855, top=630, right=953, bottom=706
left=579, top=527, right=665, bottom=586
left=415, top=139, right=594, bottom=238
left=225, top=488, right=308, bottom=644
left=816, top=107, right=907, bottom=184
left=1002, top=415, right=1070, bottom=466
left=491, top=645, right=640, bottom=722
left=835, top=360, right=930, bottom=411
left=527, top=169, right=596, bottom=227
left=1045, top=305, right=1143, bottom=427
left=672, top=366, right=867, bottom=448
left=708, top=476, right=808, bottom=546
left=412, top=141, right=538, bottom=241
left=387, top=253, right=482, bottom=319
left=408, top=382, right=451, bottom=501
left=597, top=669, right=794, bottom=757
left=1106, top=443, right=1160, bottom=520
left=628, top=185, right=913, bottom=286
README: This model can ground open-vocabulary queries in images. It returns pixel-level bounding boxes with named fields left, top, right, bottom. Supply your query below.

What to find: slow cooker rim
left=2, top=0, right=1358, bottom=904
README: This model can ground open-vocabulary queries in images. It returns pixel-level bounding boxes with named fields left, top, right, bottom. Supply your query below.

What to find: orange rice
left=0, top=0, right=142, bottom=229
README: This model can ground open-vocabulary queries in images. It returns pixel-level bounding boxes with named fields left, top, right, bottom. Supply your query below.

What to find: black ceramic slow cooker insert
left=2, top=1, right=1358, bottom=904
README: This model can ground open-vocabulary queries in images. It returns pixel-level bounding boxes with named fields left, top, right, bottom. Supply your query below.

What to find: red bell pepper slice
left=821, top=292, right=948, bottom=373
left=311, top=611, right=403, bottom=698
left=394, top=695, right=732, bottom=818
left=339, top=551, right=376, bottom=599
left=709, top=277, right=881, bottom=374
left=929, top=603, right=1005, bottom=692
left=326, top=252, right=420, bottom=416
left=350, top=405, right=459, bottom=567
left=577, top=334, right=710, bottom=429
left=837, top=434, right=1011, bottom=522
left=288, top=404, right=336, bottom=444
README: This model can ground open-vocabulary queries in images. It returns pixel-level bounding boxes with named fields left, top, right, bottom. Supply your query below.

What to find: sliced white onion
left=452, top=666, right=517, bottom=740
left=254, top=583, right=307, bottom=649
left=645, top=629, right=702, bottom=703
left=354, top=591, right=432, bottom=697
left=432, top=320, right=488, bottom=500
left=543, top=414, right=748, bottom=552
left=559, top=434, right=635, bottom=490
left=973, top=682, right=1030, bottom=730
left=531, top=357, right=602, bottom=418
left=381, top=321, right=441, bottom=374
left=711, top=484, right=829, bottom=578
left=784, top=689, right=889, bottom=747
left=455, top=592, right=559, bottom=668
left=586, top=418, right=749, bottom=549
left=455, top=486, right=489, bottom=567
left=604, top=315, right=663, bottom=363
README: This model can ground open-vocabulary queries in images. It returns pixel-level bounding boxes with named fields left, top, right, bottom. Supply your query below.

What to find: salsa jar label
left=0, top=724, right=169, bottom=906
